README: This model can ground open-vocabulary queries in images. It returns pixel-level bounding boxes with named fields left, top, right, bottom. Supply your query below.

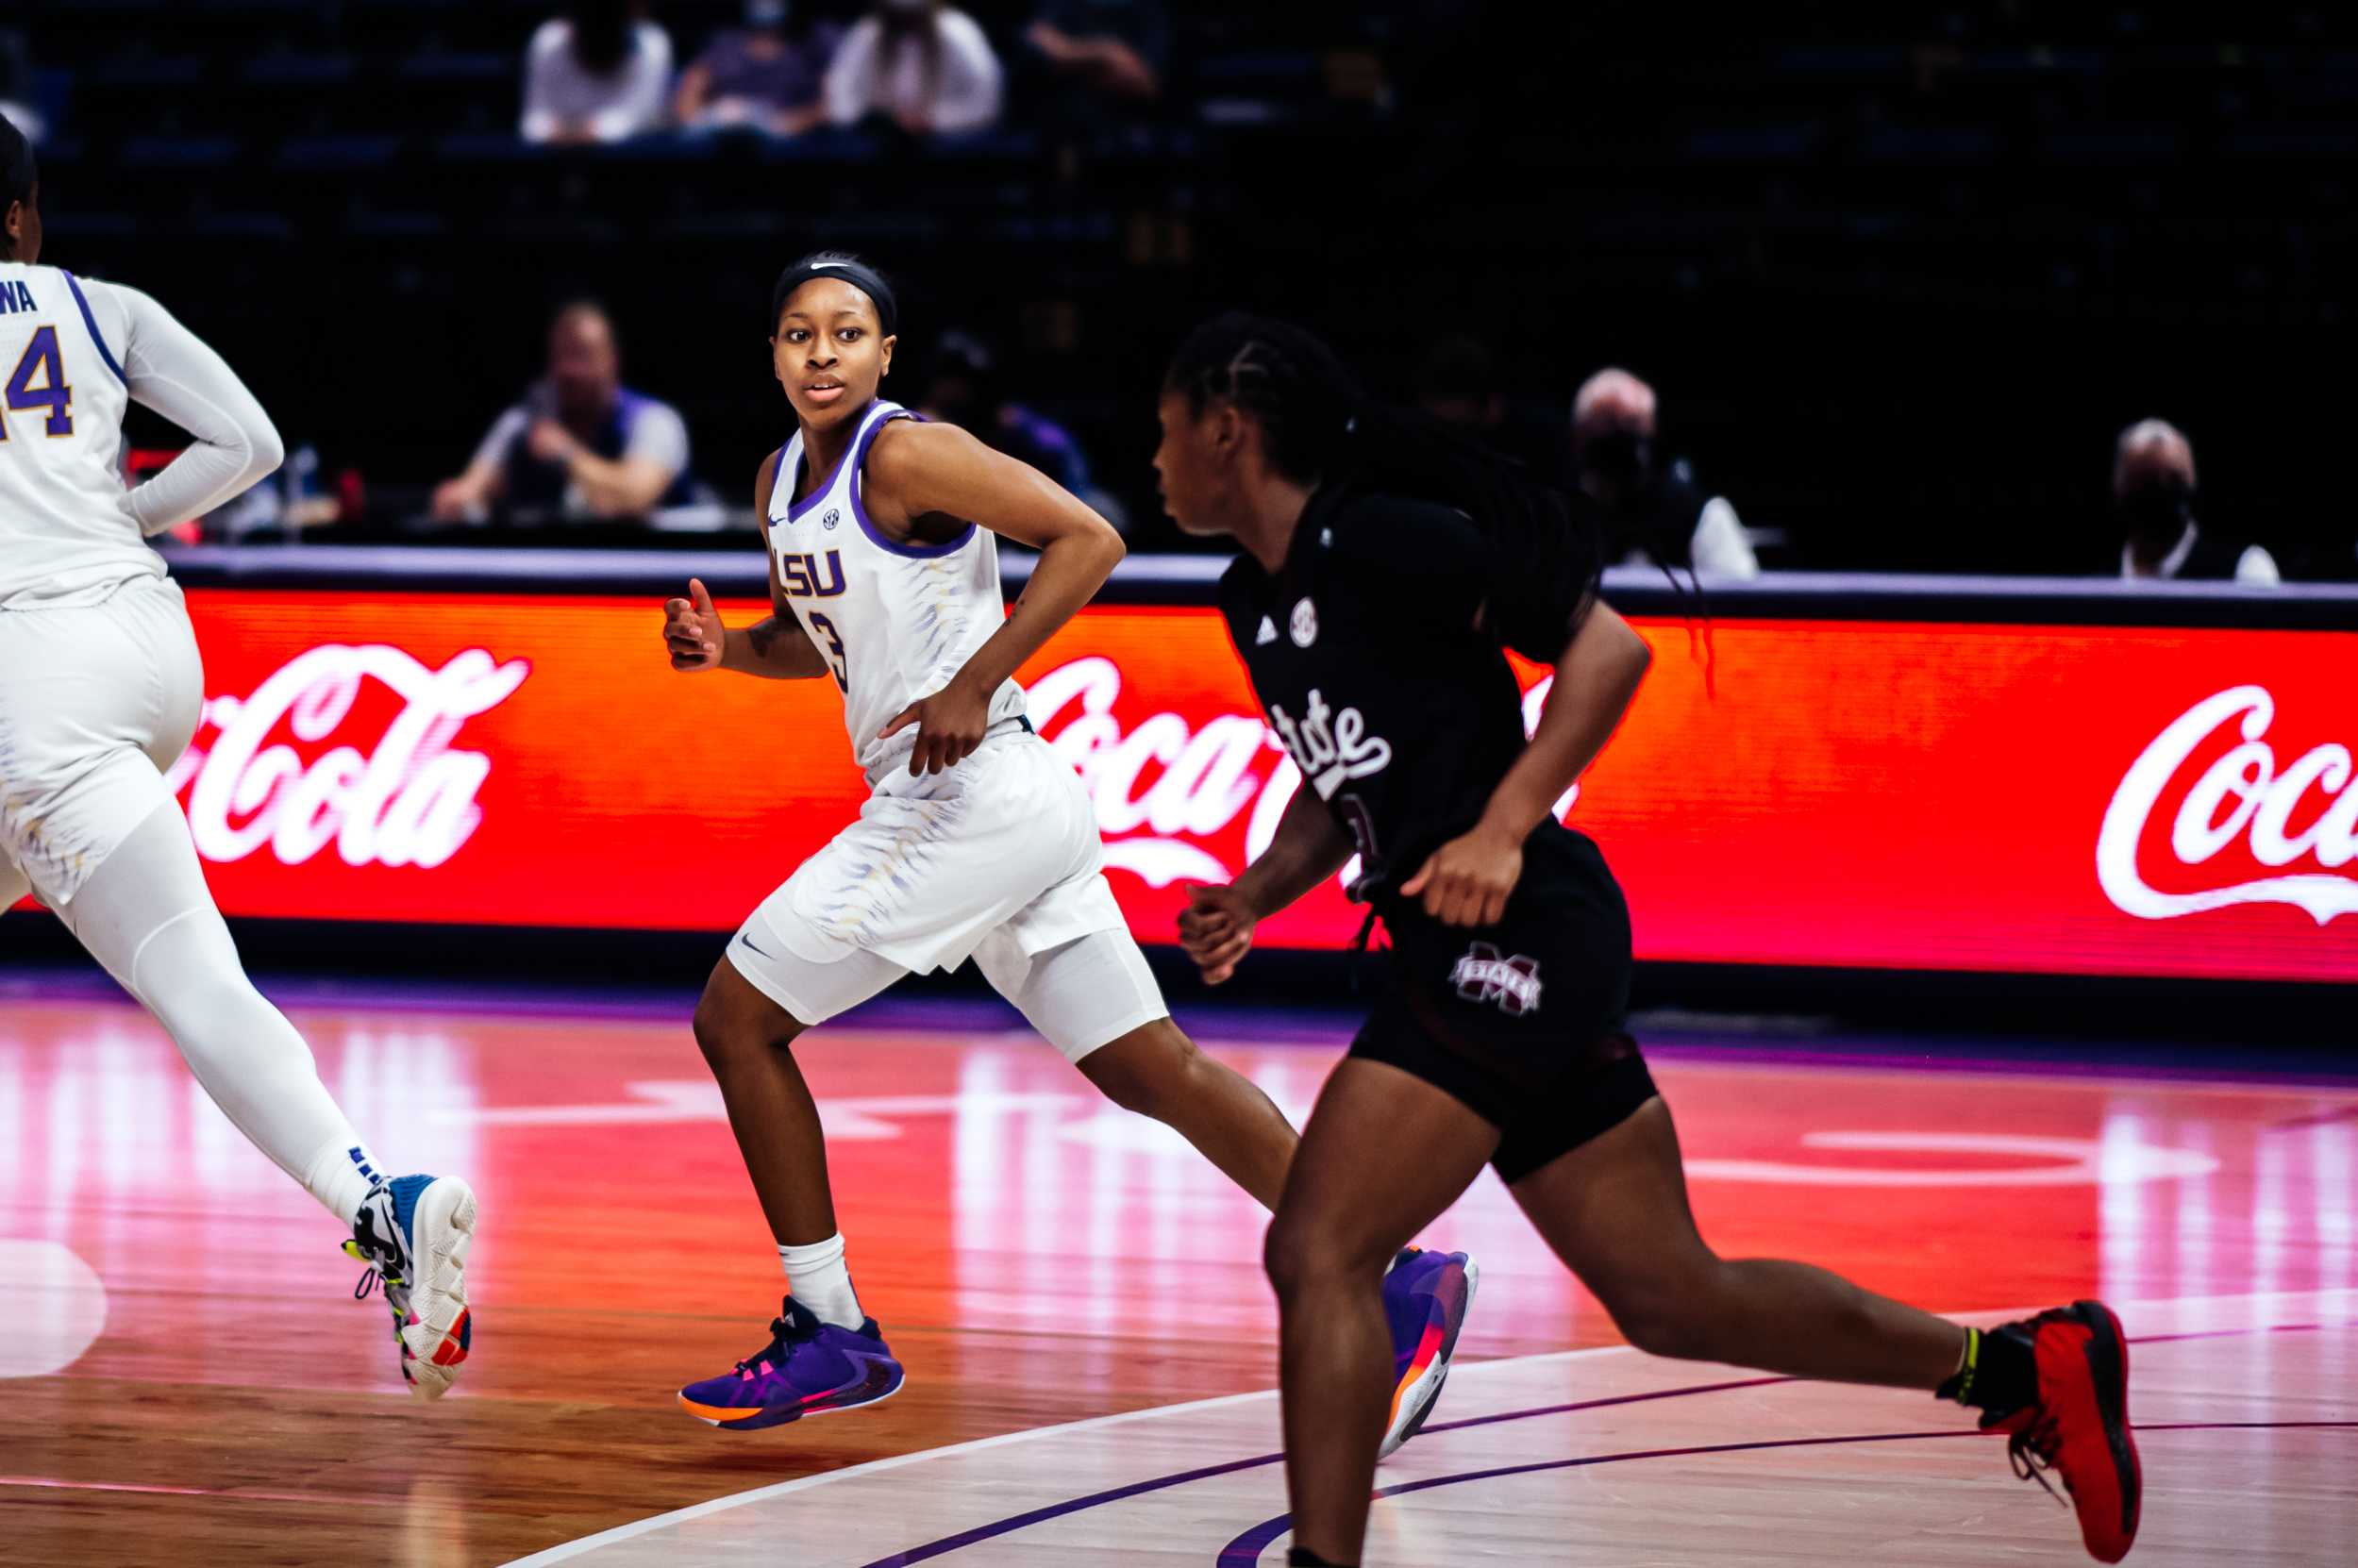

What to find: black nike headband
left=770, top=258, right=897, bottom=338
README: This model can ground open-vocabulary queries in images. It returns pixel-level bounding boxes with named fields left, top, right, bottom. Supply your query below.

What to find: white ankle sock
left=778, top=1233, right=864, bottom=1330
left=300, top=1136, right=384, bottom=1228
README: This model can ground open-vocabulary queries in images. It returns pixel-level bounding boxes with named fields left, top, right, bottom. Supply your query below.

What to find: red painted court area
left=2, top=980, right=2353, bottom=1565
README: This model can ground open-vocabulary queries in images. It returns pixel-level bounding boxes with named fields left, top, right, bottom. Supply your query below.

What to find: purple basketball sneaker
left=678, top=1297, right=906, bottom=1430
left=1379, top=1245, right=1479, bottom=1460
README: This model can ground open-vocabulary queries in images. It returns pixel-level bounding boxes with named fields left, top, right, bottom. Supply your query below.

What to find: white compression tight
left=53, top=801, right=383, bottom=1226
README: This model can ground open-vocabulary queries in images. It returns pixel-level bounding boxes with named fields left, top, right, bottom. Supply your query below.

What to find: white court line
left=499, top=1345, right=1641, bottom=1567
left=498, top=1286, right=2358, bottom=1568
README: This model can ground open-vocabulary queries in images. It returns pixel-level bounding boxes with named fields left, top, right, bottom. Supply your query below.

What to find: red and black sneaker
left=1982, top=1301, right=2141, bottom=1562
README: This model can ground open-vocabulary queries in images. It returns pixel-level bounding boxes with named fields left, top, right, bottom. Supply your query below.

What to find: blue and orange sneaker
left=1378, top=1245, right=1479, bottom=1460
left=345, top=1173, right=476, bottom=1400
left=678, top=1297, right=906, bottom=1431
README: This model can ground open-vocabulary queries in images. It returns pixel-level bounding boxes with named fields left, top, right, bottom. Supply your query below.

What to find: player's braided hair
left=1164, top=311, right=1605, bottom=644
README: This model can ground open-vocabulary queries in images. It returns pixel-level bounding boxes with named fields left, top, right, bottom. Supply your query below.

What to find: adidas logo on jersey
left=1256, top=616, right=1279, bottom=645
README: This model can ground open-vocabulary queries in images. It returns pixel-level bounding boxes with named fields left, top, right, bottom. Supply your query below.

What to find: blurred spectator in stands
left=1026, top=0, right=1169, bottom=112
left=1571, top=368, right=1759, bottom=578
left=522, top=2, right=675, bottom=144
left=1415, top=334, right=1564, bottom=479
left=0, top=31, right=42, bottom=144
left=2113, top=418, right=2277, bottom=585
left=917, top=330, right=1124, bottom=528
left=675, top=1, right=844, bottom=137
left=826, top=0, right=1004, bottom=138
left=431, top=302, right=693, bottom=524
left=1418, top=334, right=1505, bottom=438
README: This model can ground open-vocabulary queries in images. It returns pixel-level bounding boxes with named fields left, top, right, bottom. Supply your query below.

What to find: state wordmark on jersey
left=1266, top=687, right=1393, bottom=800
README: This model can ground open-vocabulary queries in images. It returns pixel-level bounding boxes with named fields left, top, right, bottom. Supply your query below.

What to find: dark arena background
left=2, top=5, right=2354, bottom=1566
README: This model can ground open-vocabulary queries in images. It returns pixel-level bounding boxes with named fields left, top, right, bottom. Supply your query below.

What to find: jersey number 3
left=0, top=326, right=75, bottom=442
left=807, top=612, right=849, bottom=692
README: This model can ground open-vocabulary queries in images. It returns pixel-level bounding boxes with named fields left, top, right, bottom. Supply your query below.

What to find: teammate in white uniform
left=662, top=253, right=1474, bottom=1443
left=0, top=118, right=475, bottom=1396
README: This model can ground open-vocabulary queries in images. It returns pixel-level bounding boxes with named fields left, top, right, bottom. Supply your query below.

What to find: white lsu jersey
left=0, top=262, right=142, bottom=606
left=0, top=261, right=281, bottom=609
left=769, top=398, right=1028, bottom=779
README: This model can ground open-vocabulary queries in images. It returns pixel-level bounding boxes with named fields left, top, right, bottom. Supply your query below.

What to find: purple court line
left=845, top=1376, right=1783, bottom=1568
left=2127, top=1322, right=2323, bottom=1347
left=850, top=1321, right=2341, bottom=1568
left=1212, top=1420, right=2358, bottom=1566
left=1413, top=1375, right=1793, bottom=1437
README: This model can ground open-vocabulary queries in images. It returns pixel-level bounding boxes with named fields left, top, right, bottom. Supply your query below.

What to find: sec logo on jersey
left=1290, top=598, right=1318, bottom=647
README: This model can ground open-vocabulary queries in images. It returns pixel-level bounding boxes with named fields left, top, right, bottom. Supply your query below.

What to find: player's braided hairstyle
left=1163, top=311, right=1605, bottom=647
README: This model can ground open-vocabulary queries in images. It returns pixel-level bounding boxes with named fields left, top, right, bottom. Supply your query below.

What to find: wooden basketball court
left=3, top=976, right=2352, bottom=1565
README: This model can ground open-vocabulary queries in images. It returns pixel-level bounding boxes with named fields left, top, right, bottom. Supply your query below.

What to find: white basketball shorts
left=725, top=728, right=1166, bottom=1060
left=0, top=575, right=203, bottom=907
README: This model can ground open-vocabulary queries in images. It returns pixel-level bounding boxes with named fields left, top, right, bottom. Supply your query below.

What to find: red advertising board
left=92, top=590, right=2358, bottom=982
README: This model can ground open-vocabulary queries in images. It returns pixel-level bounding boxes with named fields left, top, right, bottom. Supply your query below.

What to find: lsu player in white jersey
left=661, top=253, right=1477, bottom=1440
left=0, top=117, right=476, bottom=1396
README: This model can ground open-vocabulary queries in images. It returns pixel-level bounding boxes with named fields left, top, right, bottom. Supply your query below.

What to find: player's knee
left=1263, top=1211, right=1386, bottom=1304
left=1610, top=1297, right=1710, bottom=1360
left=1089, top=1031, right=1196, bottom=1119
left=693, top=983, right=794, bottom=1073
left=1597, top=1264, right=1725, bottom=1361
left=1262, top=1216, right=1314, bottom=1302
left=135, top=925, right=259, bottom=1058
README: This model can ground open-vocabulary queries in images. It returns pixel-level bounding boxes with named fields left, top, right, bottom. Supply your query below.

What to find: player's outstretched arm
left=868, top=420, right=1126, bottom=774
left=101, top=282, right=286, bottom=535
left=1180, top=788, right=1355, bottom=985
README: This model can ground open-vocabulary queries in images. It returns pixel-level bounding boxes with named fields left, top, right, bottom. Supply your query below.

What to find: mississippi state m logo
left=1450, top=942, right=1543, bottom=1015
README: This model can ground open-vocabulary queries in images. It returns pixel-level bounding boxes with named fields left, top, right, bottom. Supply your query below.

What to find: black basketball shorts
left=1347, top=824, right=1658, bottom=1184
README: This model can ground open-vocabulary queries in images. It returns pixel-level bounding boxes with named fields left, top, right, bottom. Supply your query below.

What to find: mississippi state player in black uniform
left=1158, top=315, right=2142, bottom=1568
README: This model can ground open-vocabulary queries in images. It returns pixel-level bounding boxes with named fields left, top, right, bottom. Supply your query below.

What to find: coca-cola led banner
left=89, top=592, right=2358, bottom=982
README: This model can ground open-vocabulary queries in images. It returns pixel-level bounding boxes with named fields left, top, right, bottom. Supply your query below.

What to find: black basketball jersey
left=1216, top=480, right=1597, bottom=905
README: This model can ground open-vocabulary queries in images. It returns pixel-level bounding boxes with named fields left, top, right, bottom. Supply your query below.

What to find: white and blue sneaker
left=346, top=1174, right=477, bottom=1399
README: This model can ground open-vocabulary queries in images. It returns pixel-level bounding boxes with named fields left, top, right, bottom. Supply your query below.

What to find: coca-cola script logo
left=1028, top=658, right=1576, bottom=890
left=161, top=645, right=530, bottom=871
left=2097, top=685, right=2358, bottom=925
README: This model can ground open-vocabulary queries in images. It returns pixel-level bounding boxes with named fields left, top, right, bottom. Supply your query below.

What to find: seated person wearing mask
left=826, top=0, right=1004, bottom=137
left=675, top=0, right=843, bottom=137
left=915, top=329, right=1105, bottom=513
left=1571, top=368, right=1758, bottom=578
left=2113, top=418, right=2277, bottom=585
left=433, top=302, right=693, bottom=524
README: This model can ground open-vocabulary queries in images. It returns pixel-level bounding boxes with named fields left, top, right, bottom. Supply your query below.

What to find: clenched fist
left=663, top=577, right=726, bottom=671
